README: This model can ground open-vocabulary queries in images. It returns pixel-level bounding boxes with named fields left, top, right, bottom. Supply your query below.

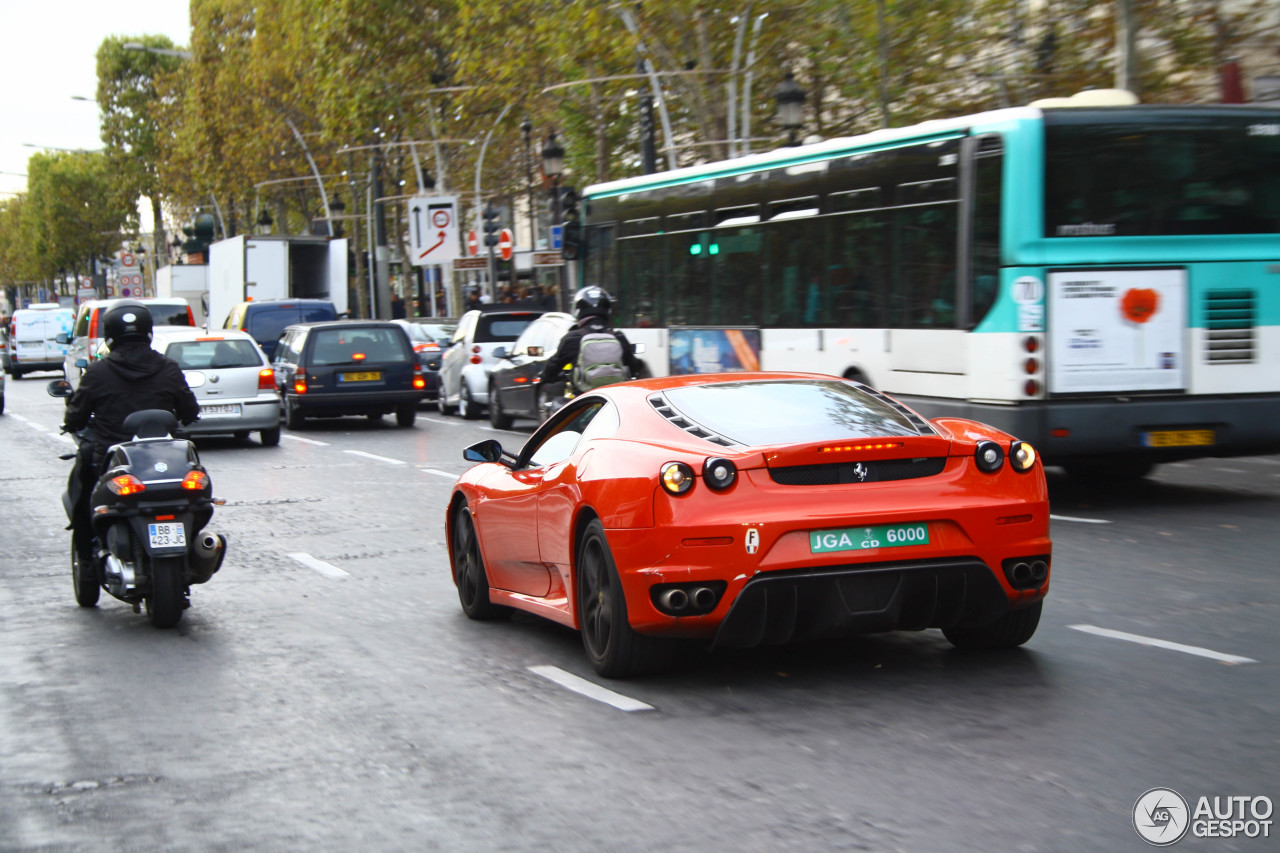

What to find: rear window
left=246, top=308, right=301, bottom=345
left=165, top=339, right=263, bottom=370
left=659, top=379, right=933, bottom=447
left=308, top=327, right=410, bottom=365
left=476, top=313, right=539, bottom=343
left=150, top=304, right=194, bottom=327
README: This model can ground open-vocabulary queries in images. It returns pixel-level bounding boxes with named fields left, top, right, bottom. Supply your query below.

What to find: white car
left=99, top=327, right=282, bottom=446
left=436, top=308, right=545, bottom=419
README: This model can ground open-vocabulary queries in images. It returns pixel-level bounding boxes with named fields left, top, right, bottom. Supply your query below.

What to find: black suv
left=272, top=321, right=426, bottom=428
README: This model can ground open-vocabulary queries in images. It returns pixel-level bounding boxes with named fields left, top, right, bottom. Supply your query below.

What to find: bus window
left=664, top=212, right=709, bottom=325
left=586, top=223, right=616, bottom=296
left=969, top=137, right=1004, bottom=328
left=827, top=211, right=889, bottom=328
left=618, top=218, right=662, bottom=327
left=889, top=142, right=960, bottom=328
left=711, top=219, right=765, bottom=325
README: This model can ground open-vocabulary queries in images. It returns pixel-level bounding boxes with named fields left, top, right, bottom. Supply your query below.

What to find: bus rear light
left=1024, top=357, right=1040, bottom=374
left=1023, top=336, right=1040, bottom=353
left=1024, top=379, right=1042, bottom=396
left=258, top=368, right=276, bottom=390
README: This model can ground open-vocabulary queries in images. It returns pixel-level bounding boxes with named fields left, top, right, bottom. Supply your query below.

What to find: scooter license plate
left=148, top=522, right=186, bottom=549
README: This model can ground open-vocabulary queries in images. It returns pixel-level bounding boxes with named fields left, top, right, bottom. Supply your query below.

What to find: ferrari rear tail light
left=975, top=440, right=1004, bottom=473
left=258, top=368, right=275, bottom=390
left=702, top=457, right=737, bottom=490
left=1010, top=441, right=1037, bottom=473
left=660, top=461, right=695, bottom=495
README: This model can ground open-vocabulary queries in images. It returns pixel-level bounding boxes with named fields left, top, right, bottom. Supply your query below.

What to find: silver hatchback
left=150, top=328, right=282, bottom=446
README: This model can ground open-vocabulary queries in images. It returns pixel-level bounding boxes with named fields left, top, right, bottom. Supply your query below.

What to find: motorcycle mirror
left=46, top=379, right=73, bottom=398
left=463, top=439, right=504, bottom=465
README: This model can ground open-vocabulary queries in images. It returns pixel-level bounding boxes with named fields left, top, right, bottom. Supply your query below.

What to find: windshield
left=659, top=379, right=933, bottom=447
left=1045, top=110, right=1280, bottom=237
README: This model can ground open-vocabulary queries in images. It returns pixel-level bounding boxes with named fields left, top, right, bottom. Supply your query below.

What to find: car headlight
left=1010, top=441, right=1037, bottom=473
left=975, top=440, right=1004, bottom=473
left=702, top=457, right=737, bottom=491
left=660, top=461, right=695, bottom=495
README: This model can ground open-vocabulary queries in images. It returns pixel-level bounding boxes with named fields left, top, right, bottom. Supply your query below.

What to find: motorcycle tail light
left=108, top=474, right=146, bottom=496
left=182, top=471, right=209, bottom=491
left=660, top=462, right=695, bottom=495
left=258, top=368, right=275, bottom=390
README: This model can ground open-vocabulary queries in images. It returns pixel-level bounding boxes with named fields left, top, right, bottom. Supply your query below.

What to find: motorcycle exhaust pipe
left=188, top=532, right=227, bottom=585
left=657, top=588, right=689, bottom=613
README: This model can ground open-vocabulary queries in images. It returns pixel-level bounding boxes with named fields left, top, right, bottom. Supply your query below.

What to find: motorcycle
left=48, top=379, right=227, bottom=627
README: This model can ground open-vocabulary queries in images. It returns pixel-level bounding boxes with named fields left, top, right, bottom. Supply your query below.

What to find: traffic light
left=482, top=205, right=501, bottom=247
left=561, top=187, right=579, bottom=223
left=561, top=188, right=583, bottom=261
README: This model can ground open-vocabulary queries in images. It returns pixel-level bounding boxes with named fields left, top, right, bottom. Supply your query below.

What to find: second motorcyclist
left=539, top=286, right=643, bottom=394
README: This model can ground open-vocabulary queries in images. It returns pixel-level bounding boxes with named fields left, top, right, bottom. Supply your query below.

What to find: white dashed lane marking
left=528, top=666, right=655, bottom=712
left=1050, top=514, right=1111, bottom=524
left=1069, top=624, right=1256, bottom=664
left=343, top=450, right=405, bottom=465
left=288, top=553, right=350, bottom=578
left=420, top=468, right=458, bottom=480
left=281, top=434, right=330, bottom=446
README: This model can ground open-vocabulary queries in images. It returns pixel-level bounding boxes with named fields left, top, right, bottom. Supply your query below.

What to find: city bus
left=579, top=93, right=1280, bottom=476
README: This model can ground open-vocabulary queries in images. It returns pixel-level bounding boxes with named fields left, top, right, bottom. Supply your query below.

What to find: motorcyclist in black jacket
left=62, top=300, right=199, bottom=559
left=539, top=286, right=642, bottom=391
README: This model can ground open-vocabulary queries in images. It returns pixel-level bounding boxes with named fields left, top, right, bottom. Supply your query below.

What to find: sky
left=0, top=0, right=191, bottom=202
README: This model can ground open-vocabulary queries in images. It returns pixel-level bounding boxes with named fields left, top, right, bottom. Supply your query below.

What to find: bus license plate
left=148, top=522, right=186, bottom=549
left=340, top=371, right=382, bottom=383
left=810, top=523, right=929, bottom=554
left=1142, top=429, right=1215, bottom=448
left=200, top=403, right=241, bottom=417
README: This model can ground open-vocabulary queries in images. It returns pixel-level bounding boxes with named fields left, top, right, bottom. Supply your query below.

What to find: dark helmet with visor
left=573, top=286, right=613, bottom=322
left=102, top=300, right=154, bottom=346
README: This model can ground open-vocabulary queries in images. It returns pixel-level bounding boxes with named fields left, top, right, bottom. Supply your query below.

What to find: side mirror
left=632, top=342, right=647, bottom=355
left=47, top=379, right=73, bottom=398
left=464, top=439, right=504, bottom=464
left=75, top=358, right=88, bottom=369
left=492, top=346, right=508, bottom=360
left=55, top=332, right=71, bottom=345
left=526, top=346, right=543, bottom=358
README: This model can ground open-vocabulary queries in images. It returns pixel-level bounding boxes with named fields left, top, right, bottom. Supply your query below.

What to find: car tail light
left=702, top=457, right=737, bottom=490
left=820, top=442, right=903, bottom=453
left=258, top=368, right=275, bottom=390
left=660, top=462, right=695, bottom=495
left=975, top=440, right=1004, bottom=473
left=413, top=366, right=426, bottom=390
left=107, top=474, right=146, bottom=496
left=353, top=353, right=366, bottom=361
left=472, top=345, right=481, bottom=353
left=294, top=376, right=308, bottom=394
left=182, top=470, right=209, bottom=491
left=1010, top=441, right=1037, bottom=473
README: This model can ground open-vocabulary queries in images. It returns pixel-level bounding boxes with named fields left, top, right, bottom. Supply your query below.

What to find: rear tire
left=451, top=506, right=509, bottom=620
left=488, top=387, right=512, bottom=430
left=71, top=534, right=99, bottom=607
left=146, top=556, right=186, bottom=628
left=459, top=383, right=481, bottom=420
left=437, top=387, right=455, bottom=416
left=943, top=601, right=1042, bottom=649
left=259, top=426, right=281, bottom=446
left=395, top=403, right=416, bottom=427
left=577, top=518, right=673, bottom=677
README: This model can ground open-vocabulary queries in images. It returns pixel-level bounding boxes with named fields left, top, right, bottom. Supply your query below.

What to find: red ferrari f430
left=447, top=373, right=1050, bottom=677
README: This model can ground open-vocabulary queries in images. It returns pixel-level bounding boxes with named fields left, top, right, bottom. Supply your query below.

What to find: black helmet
left=102, top=300, right=153, bottom=346
left=573, top=286, right=612, bottom=321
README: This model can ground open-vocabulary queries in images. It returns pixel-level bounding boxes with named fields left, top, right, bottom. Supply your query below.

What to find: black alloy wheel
left=450, top=506, right=509, bottom=620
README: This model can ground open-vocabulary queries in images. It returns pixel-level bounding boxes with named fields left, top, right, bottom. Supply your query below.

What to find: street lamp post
left=521, top=118, right=536, bottom=250
left=541, top=132, right=566, bottom=310
left=772, top=71, right=806, bottom=147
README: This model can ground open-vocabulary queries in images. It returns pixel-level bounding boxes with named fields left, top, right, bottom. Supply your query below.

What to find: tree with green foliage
left=96, top=35, right=185, bottom=263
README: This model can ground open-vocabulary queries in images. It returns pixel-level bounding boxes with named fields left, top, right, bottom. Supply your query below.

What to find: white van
left=6, top=303, right=75, bottom=378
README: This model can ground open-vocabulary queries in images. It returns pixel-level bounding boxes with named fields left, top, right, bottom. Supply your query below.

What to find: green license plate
left=810, top=523, right=930, bottom=554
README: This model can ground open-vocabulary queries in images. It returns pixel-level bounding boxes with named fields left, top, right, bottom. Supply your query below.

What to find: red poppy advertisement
left=1047, top=269, right=1187, bottom=393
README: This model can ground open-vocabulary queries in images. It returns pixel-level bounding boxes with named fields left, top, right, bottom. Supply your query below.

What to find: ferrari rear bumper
left=710, top=557, right=1027, bottom=649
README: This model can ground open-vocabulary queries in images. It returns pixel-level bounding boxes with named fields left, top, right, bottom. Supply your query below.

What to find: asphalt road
left=1, top=372, right=1276, bottom=852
